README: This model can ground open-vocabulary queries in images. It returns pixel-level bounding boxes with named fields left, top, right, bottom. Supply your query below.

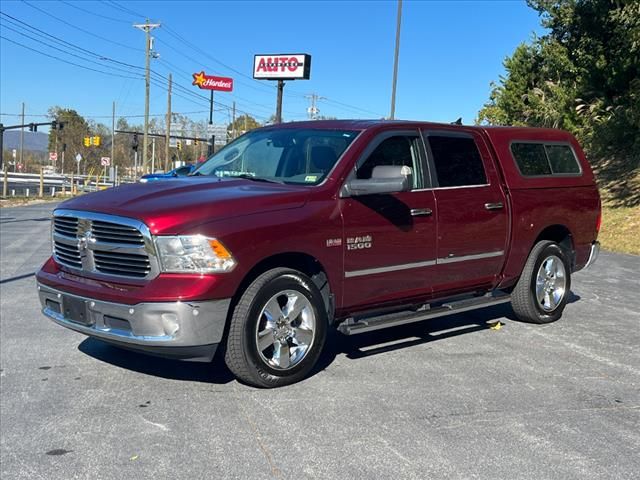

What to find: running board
left=337, top=292, right=511, bottom=335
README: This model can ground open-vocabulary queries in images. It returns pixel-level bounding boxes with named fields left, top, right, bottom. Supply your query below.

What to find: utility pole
left=165, top=73, right=172, bottom=171
left=275, top=80, right=285, bottom=124
left=133, top=19, right=160, bottom=173
left=389, top=0, right=403, bottom=120
left=305, top=93, right=325, bottom=120
left=111, top=101, right=116, bottom=175
left=231, top=102, right=236, bottom=140
left=19, top=102, right=25, bottom=169
left=151, top=137, right=156, bottom=172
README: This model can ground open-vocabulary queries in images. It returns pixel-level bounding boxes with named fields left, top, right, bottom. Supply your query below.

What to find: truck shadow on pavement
left=78, top=339, right=236, bottom=384
left=78, top=292, right=580, bottom=385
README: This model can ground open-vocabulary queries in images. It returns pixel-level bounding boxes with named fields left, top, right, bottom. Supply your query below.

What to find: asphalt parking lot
left=1, top=203, right=639, bottom=480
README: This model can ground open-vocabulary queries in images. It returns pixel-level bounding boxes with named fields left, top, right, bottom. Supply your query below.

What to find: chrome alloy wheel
left=535, top=255, right=567, bottom=312
left=255, top=290, right=316, bottom=370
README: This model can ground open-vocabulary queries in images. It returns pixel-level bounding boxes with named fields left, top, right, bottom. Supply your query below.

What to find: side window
left=511, top=142, right=581, bottom=176
left=511, top=143, right=550, bottom=175
left=427, top=135, right=487, bottom=187
left=545, top=145, right=581, bottom=174
left=357, top=135, right=422, bottom=189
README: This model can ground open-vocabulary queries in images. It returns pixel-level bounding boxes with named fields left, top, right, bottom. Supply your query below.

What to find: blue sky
left=0, top=0, right=544, bottom=131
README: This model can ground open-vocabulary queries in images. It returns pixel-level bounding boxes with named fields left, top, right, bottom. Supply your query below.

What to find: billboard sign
left=253, top=54, right=311, bottom=80
left=192, top=71, right=234, bottom=92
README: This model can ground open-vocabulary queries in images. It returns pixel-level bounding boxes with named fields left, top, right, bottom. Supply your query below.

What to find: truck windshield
left=193, top=128, right=359, bottom=185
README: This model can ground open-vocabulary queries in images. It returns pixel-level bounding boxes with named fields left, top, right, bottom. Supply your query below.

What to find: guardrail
left=1, top=170, right=134, bottom=198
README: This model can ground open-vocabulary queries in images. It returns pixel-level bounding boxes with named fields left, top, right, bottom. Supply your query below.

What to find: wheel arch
left=232, top=252, right=335, bottom=323
left=533, top=224, right=575, bottom=269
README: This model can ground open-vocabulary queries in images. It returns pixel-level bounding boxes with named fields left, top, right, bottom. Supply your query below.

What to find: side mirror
left=342, top=165, right=412, bottom=197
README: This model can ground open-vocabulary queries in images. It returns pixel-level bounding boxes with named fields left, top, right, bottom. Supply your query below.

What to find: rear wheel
left=224, top=268, right=327, bottom=388
left=511, top=241, right=571, bottom=324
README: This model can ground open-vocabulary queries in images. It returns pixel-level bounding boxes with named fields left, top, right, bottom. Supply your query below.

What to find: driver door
left=340, top=130, right=437, bottom=309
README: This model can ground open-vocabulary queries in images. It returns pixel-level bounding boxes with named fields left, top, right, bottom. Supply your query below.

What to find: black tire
left=511, top=240, right=572, bottom=324
left=224, top=268, right=328, bottom=388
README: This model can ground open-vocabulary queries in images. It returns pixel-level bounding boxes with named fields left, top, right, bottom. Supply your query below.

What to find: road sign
left=170, top=123, right=182, bottom=135
left=192, top=71, right=234, bottom=92
left=49, top=152, right=58, bottom=162
left=12, top=149, right=17, bottom=159
left=75, top=153, right=82, bottom=162
left=169, top=137, right=177, bottom=148
left=100, top=157, right=111, bottom=166
left=185, top=139, right=192, bottom=146
left=253, top=54, right=311, bottom=80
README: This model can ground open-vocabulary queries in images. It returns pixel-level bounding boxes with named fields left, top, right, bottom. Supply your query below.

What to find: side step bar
left=337, top=292, right=511, bottom=335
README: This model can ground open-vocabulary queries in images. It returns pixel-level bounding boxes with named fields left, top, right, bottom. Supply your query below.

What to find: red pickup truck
left=37, top=120, right=601, bottom=387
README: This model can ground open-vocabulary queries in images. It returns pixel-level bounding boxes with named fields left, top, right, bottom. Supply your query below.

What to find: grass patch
left=599, top=206, right=640, bottom=255
left=0, top=197, right=62, bottom=208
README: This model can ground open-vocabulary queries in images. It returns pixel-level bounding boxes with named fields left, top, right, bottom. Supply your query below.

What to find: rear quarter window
left=510, top=142, right=581, bottom=177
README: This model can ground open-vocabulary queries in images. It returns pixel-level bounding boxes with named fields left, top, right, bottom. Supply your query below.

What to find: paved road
left=1, top=203, right=639, bottom=480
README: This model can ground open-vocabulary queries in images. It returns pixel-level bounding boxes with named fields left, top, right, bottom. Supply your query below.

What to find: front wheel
left=224, top=268, right=327, bottom=388
left=511, top=241, right=572, bottom=324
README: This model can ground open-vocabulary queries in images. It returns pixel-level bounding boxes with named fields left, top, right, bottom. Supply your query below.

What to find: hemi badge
left=326, top=238, right=342, bottom=247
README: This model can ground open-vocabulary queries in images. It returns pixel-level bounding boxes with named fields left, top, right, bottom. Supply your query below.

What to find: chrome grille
left=93, top=251, right=151, bottom=277
left=51, top=210, right=159, bottom=281
left=53, top=240, right=82, bottom=269
left=91, top=220, right=144, bottom=245
left=53, top=216, right=78, bottom=238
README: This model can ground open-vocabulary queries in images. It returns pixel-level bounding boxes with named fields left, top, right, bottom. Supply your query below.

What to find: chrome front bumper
left=37, top=283, right=230, bottom=361
left=583, top=241, right=600, bottom=270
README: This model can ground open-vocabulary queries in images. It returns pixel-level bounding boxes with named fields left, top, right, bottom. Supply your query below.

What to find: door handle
left=484, top=202, right=504, bottom=211
left=410, top=208, right=433, bottom=217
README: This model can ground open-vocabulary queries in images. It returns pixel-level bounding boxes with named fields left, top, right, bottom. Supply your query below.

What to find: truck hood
left=59, top=177, right=310, bottom=234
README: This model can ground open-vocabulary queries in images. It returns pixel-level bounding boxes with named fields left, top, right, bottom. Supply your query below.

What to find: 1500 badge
left=346, top=235, right=373, bottom=250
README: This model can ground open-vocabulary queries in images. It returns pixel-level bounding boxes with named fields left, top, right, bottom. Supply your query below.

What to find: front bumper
left=37, top=283, right=230, bottom=362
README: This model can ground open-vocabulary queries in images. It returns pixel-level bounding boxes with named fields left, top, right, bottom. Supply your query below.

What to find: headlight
left=155, top=235, right=236, bottom=273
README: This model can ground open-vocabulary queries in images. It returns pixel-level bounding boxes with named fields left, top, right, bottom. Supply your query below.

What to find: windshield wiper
left=235, top=174, right=283, bottom=184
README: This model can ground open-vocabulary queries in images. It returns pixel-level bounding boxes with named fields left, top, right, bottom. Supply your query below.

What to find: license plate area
left=62, top=296, right=91, bottom=325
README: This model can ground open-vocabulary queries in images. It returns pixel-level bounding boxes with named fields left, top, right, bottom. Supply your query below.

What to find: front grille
left=51, top=211, right=158, bottom=281
left=53, top=216, right=78, bottom=238
left=93, top=251, right=151, bottom=277
left=91, top=220, right=145, bottom=245
left=53, top=240, right=82, bottom=269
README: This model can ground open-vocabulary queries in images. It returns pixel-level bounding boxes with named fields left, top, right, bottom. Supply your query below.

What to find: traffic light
left=132, top=133, right=139, bottom=152
left=194, top=139, right=199, bottom=146
left=51, top=120, right=56, bottom=131
left=28, top=123, right=37, bottom=132
left=92, top=136, right=101, bottom=147
left=83, top=137, right=91, bottom=147
left=177, top=140, right=182, bottom=151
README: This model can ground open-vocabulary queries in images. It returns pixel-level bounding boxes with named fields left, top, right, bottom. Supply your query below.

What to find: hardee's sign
left=192, top=71, right=234, bottom=92
left=253, top=54, right=312, bottom=80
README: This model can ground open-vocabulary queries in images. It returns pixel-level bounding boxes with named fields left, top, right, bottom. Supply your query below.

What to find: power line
left=0, top=35, right=143, bottom=80
left=21, top=0, right=143, bottom=52
left=1, top=111, right=208, bottom=119
left=319, top=97, right=384, bottom=117
left=59, top=0, right=131, bottom=24
left=104, top=0, right=146, bottom=20
left=0, top=19, right=146, bottom=78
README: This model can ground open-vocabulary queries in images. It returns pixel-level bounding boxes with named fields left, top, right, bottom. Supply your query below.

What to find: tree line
left=43, top=107, right=263, bottom=177
left=478, top=0, right=639, bottom=207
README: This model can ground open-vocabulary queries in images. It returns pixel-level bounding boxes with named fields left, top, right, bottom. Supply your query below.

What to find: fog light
left=161, top=314, right=179, bottom=336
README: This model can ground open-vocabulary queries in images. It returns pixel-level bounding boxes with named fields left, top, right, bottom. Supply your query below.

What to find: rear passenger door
left=422, top=130, right=509, bottom=293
